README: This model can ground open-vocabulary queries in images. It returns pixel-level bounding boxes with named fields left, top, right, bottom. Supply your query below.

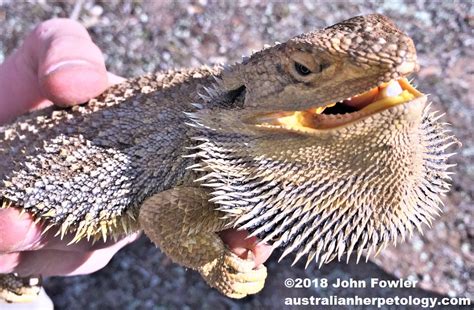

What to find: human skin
left=0, top=19, right=271, bottom=278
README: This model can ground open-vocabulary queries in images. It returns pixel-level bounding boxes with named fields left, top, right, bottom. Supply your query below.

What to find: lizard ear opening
left=219, top=64, right=248, bottom=107
left=226, top=85, right=246, bottom=106
left=221, top=64, right=245, bottom=91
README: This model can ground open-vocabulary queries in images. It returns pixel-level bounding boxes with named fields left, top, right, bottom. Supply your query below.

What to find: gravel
left=0, top=0, right=472, bottom=309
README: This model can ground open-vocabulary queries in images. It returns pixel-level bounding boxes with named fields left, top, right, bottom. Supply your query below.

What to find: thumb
left=29, top=18, right=108, bottom=107
left=0, top=19, right=109, bottom=123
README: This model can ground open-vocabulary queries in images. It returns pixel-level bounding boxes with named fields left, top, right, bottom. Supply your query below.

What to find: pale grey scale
left=279, top=212, right=333, bottom=252
left=207, top=136, right=360, bottom=235
left=6, top=143, right=132, bottom=224
left=283, top=214, right=321, bottom=256
left=244, top=179, right=356, bottom=248
left=2, top=104, right=192, bottom=226
left=0, top=67, right=223, bottom=229
left=192, top=106, right=457, bottom=265
left=277, top=202, right=366, bottom=255
left=301, top=215, right=353, bottom=263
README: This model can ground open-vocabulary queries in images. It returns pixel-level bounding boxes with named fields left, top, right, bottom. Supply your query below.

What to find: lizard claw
left=198, top=249, right=267, bottom=299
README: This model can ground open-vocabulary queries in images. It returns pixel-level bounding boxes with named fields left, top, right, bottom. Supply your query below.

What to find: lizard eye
left=294, top=62, right=312, bottom=76
left=289, top=52, right=327, bottom=81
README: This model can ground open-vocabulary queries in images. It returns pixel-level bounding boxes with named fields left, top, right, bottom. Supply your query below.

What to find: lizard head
left=190, top=14, right=459, bottom=267
left=222, top=14, right=419, bottom=113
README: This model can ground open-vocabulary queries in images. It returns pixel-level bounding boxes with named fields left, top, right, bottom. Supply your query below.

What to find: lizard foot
left=198, top=249, right=267, bottom=299
left=139, top=186, right=269, bottom=298
left=0, top=274, right=41, bottom=303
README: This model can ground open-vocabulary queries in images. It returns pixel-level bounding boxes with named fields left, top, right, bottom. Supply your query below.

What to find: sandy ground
left=0, top=1, right=472, bottom=309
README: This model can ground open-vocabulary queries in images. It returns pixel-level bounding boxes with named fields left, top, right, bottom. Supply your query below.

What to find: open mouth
left=252, top=78, right=423, bottom=131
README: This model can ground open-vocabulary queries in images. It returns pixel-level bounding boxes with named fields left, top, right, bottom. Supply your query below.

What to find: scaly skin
left=0, top=14, right=457, bottom=301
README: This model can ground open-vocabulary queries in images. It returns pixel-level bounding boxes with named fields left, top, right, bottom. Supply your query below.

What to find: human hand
left=0, top=18, right=138, bottom=277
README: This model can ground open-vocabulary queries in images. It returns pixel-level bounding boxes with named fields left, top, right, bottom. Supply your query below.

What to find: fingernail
left=44, top=59, right=94, bottom=76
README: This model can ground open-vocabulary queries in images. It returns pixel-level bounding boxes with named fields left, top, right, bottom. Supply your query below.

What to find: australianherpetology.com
left=0, top=14, right=458, bottom=301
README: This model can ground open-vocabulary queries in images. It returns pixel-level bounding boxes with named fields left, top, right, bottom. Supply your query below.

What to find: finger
left=219, top=229, right=274, bottom=268
left=0, top=19, right=109, bottom=123
left=3, top=234, right=138, bottom=276
left=38, top=231, right=141, bottom=253
left=0, top=252, right=20, bottom=273
left=0, top=208, right=43, bottom=254
left=0, top=207, right=140, bottom=253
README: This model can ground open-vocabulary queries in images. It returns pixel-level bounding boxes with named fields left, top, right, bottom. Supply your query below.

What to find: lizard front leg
left=139, top=187, right=267, bottom=299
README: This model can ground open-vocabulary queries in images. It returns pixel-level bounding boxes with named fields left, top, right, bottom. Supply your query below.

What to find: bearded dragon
left=0, top=14, right=458, bottom=302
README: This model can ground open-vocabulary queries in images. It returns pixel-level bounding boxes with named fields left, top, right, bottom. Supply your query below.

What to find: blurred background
left=0, top=1, right=472, bottom=309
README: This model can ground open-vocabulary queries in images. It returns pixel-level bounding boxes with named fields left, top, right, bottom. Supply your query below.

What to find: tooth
left=378, top=80, right=403, bottom=98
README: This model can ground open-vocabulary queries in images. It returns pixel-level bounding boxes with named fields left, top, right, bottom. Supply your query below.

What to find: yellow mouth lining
left=254, top=78, right=423, bottom=131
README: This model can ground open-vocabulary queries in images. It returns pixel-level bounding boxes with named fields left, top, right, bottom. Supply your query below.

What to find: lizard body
left=1, top=68, right=218, bottom=241
left=0, top=14, right=458, bottom=301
